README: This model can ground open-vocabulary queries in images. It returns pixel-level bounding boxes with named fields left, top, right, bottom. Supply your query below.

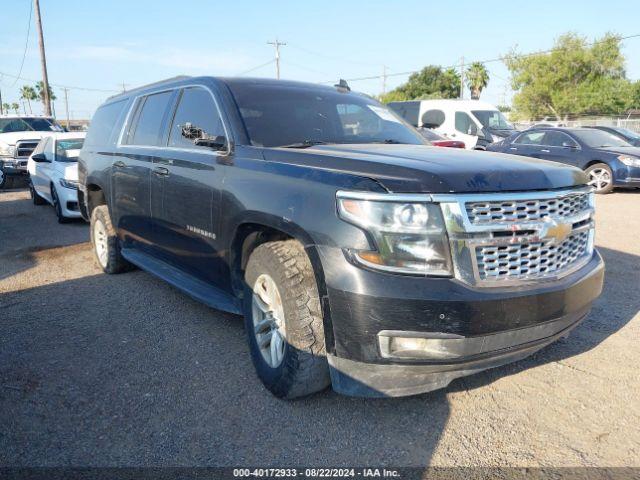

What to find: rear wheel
left=243, top=240, right=330, bottom=399
left=30, top=181, right=46, bottom=205
left=90, top=205, right=133, bottom=274
left=586, top=163, right=614, bottom=194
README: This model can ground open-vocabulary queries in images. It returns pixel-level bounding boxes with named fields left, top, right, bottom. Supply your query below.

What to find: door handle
left=113, top=160, right=126, bottom=168
left=509, top=147, right=517, bottom=151
left=541, top=149, right=550, bottom=153
left=153, top=166, right=169, bottom=176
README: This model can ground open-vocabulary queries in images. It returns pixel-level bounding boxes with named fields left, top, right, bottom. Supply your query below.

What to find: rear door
left=150, top=85, right=229, bottom=286
left=112, top=90, right=174, bottom=253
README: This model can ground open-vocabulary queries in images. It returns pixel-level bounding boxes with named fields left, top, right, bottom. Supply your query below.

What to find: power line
left=0, top=70, right=119, bottom=93
left=320, top=32, right=640, bottom=85
left=236, top=59, right=276, bottom=76
left=9, top=0, right=33, bottom=88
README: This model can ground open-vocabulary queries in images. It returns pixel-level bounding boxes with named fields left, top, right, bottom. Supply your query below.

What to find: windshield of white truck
left=0, top=117, right=64, bottom=134
left=472, top=110, right=513, bottom=130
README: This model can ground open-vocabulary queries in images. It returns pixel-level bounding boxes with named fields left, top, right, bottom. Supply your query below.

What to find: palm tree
left=20, top=85, right=37, bottom=114
left=1, top=103, right=11, bottom=115
left=466, top=62, right=490, bottom=99
left=34, top=81, right=56, bottom=113
left=11, top=103, right=20, bottom=114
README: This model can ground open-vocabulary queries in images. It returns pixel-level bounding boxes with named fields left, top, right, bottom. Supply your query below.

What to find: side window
left=421, top=109, right=445, bottom=128
left=544, top=131, right=579, bottom=148
left=455, top=111, right=476, bottom=135
left=129, top=91, right=173, bottom=146
left=84, top=99, right=127, bottom=148
left=514, top=131, right=546, bottom=145
left=388, top=102, right=420, bottom=127
left=168, top=87, right=225, bottom=149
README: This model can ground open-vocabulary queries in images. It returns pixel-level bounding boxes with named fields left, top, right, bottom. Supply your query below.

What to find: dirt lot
left=0, top=185, right=638, bottom=468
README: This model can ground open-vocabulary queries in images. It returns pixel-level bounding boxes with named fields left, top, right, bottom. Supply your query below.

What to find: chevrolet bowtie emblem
left=543, top=218, right=572, bottom=245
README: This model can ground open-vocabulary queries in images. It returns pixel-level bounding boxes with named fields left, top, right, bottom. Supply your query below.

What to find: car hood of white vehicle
left=55, top=161, right=78, bottom=181
left=0, top=131, right=48, bottom=145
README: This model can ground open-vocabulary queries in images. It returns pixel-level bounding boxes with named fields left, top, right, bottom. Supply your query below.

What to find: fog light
left=378, top=332, right=464, bottom=360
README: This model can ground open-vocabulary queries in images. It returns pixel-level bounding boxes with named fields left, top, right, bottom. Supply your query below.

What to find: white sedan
left=27, top=132, right=86, bottom=223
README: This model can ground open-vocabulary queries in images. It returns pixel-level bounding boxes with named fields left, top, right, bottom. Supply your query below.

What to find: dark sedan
left=487, top=127, right=640, bottom=193
left=585, top=125, right=640, bottom=147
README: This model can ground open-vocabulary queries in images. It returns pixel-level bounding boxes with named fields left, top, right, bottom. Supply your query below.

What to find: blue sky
left=1, top=0, right=640, bottom=119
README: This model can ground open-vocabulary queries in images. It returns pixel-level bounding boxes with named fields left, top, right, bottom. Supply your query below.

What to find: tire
left=586, top=163, right=614, bottom=194
left=243, top=240, right=330, bottom=399
left=0, top=167, right=6, bottom=189
left=51, top=184, right=71, bottom=223
left=90, top=205, right=134, bottom=274
left=30, top=181, right=47, bottom=205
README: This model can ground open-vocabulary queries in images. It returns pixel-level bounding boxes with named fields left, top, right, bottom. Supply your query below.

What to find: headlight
left=59, top=178, right=78, bottom=189
left=337, top=192, right=452, bottom=275
left=618, top=155, right=640, bottom=167
left=0, top=143, right=16, bottom=157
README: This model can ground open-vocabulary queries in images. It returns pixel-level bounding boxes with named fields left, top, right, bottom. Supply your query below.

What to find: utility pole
left=121, top=82, right=129, bottom=92
left=267, top=39, right=286, bottom=79
left=459, top=56, right=465, bottom=100
left=34, top=0, right=52, bottom=116
left=0, top=85, right=3, bottom=115
left=382, top=65, right=388, bottom=95
left=63, top=87, right=70, bottom=130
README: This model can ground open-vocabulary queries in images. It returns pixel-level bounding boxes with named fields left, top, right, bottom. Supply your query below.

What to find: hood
left=263, top=144, right=587, bottom=193
left=55, top=161, right=78, bottom=181
left=0, top=131, right=48, bottom=145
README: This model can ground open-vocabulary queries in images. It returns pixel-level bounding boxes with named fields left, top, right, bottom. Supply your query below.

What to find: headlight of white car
left=618, top=155, right=640, bottom=168
left=59, top=178, right=79, bottom=189
left=0, top=143, right=16, bottom=157
left=337, top=192, right=452, bottom=276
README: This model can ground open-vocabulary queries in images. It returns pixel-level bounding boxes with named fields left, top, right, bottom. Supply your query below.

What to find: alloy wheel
left=588, top=168, right=611, bottom=192
left=93, top=219, right=109, bottom=268
left=251, top=273, right=287, bottom=368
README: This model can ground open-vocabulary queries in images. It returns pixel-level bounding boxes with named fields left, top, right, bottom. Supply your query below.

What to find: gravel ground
left=0, top=185, right=638, bottom=468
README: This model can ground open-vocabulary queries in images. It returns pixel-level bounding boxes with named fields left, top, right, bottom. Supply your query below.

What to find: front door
left=452, top=111, right=479, bottom=149
left=540, top=131, right=581, bottom=166
left=150, top=86, right=229, bottom=287
left=112, top=90, right=174, bottom=253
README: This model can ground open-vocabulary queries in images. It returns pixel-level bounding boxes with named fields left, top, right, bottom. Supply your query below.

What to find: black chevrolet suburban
left=78, top=76, right=604, bottom=398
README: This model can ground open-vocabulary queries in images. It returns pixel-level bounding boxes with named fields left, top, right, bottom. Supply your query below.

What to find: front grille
left=466, top=191, right=590, bottom=224
left=15, top=140, right=40, bottom=159
left=475, top=231, right=590, bottom=281
left=435, top=187, right=595, bottom=287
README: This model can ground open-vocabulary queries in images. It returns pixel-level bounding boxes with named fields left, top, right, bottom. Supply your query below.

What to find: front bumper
left=0, top=158, right=28, bottom=175
left=318, top=245, right=604, bottom=397
left=55, top=184, right=82, bottom=218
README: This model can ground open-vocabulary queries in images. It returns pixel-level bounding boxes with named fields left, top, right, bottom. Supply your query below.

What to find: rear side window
left=515, top=131, right=545, bottom=145
left=388, top=102, right=420, bottom=127
left=129, top=91, right=173, bottom=146
left=168, top=87, right=225, bottom=149
left=84, top=99, right=127, bottom=148
left=421, top=109, right=445, bottom=128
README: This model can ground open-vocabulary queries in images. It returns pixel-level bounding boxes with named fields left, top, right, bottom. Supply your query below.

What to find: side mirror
left=468, top=123, right=478, bottom=136
left=31, top=153, right=49, bottom=163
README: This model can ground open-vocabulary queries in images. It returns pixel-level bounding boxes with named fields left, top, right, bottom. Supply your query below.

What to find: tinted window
left=417, top=128, right=442, bottom=141
left=387, top=101, right=420, bottom=127
left=421, top=109, right=445, bottom=128
left=543, top=131, right=578, bottom=148
left=227, top=83, right=424, bottom=147
left=55, top=138, right=84, bottom=162
left=572, top=129, right=631, bottom=148
left=455, top=111, right=475, bottom=135
left=0, top=117, right=63, bottom=133
left=168, top=87, right=225, bottom=149
left=515, top=131, right=545, bottom=145
left=84, top=100, right=127, bottom=147
left=130, top=91, right=173, bottom=146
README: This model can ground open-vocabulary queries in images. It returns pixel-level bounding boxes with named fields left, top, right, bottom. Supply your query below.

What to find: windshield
left=227, top=84, right=425, bottom=148
left=55, top=138, right=84, bottom=162
left=611, top=127, right=640, bottom=140
left=472, top=110, right=513, bottom=130
left=0, top=117, right=64, bottom=134
left=572, top=129, right=632, bottom=148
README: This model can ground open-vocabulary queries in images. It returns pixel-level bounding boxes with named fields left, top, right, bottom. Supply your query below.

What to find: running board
left=121, top=248, right=242, bottom=315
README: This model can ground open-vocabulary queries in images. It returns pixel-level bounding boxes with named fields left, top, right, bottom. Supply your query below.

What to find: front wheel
left=586, top=163, right=614, bottom=194
left=243, top=240, right=330, bottom=399
left=0, top=168, right=6, bottom=189
left=51, top=185, right=71, bottom=223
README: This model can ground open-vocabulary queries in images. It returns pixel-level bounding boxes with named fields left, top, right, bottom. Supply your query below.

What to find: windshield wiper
left=279, top=140, right=330, bottom=149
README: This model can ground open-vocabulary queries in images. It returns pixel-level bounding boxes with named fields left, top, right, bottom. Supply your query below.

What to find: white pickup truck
left=0, top=115, right=64, bottom=189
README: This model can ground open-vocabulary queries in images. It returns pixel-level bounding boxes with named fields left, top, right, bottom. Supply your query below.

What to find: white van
left=388, top=99, right=517, bottom=150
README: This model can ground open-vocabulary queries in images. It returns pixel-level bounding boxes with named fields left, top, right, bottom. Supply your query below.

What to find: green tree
left=35, top=81, right=56, bottom=104
left=11, top=103, right=20, bottom=114
left=20, top=85, right=37, bottom=114
left=379, top=65, right=461, bottom=103
left=466, top=62, right=490, bottom=99
left=505, top=33, right=633, bottom=120
left=1, top=103, right=11, bottom=114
